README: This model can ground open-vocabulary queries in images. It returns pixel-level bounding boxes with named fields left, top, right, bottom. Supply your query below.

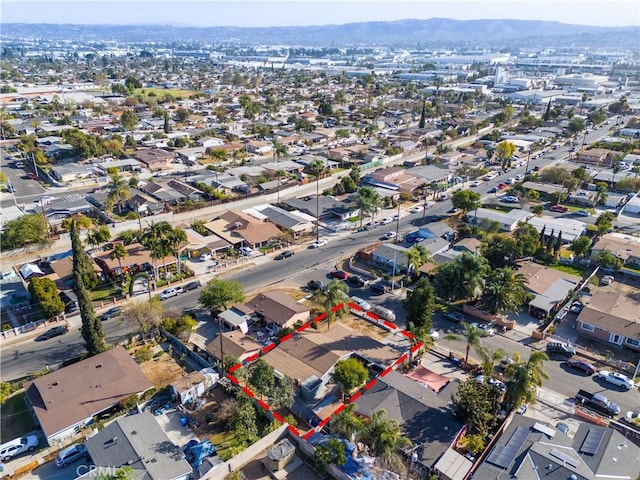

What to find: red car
left=330, top=270, right=348, bottom=280
left=26, top=172, right=37, bottom=180
left=551, top=205, right=568, bottom=213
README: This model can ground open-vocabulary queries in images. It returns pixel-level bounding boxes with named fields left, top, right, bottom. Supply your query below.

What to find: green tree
left=513, top=223, right=541, bottom=258
left=595, top=250, right=622, bottom=270
left=0, top=213, right=48, bottom=250
left=405, top=244, right=430, bottom=279
left=331, top=403, right=365, bottom=442
left=433, top=252, right=487, bottom=301
left=332, top=358, right=368, bottom=400
left=249, top=360, right=275, bottom=399
left=308, top=159, right=326, bottom=241
left=447, top=323, right=484, bottom=366
left=451, top=189, right=481, bottom=216
left=403, top=276, right=436, bottom=330
left=109, top=243, right=128, bottom=275
left=481, top=234, right=520, bottom=269
left=106, top=168, right=131, bottom=214
left=568, top=117, right=586, bottom=134
left=481, top=267, right=529, bottom=314
left=495, top=141, right=517, bottom=169
left=340, top=175, right=357, bottom=193
left=28, top=277, right=65, bottom=319
left=72, top=221, right=105, bottom=355
left=122, top=298, right=164, bottom=333
left=120, top=109, right=138, bottom=131
left=175, top=107, right=190, bottom=123
left=593, top=182, right=608, bottom=207
left=118, top=229, right=141, bottom=245
left=504, top=351, right=549, bottom=408
left=167, top=227, right=188, bottom=274
left=314, top=437, right=347, bottom=474
left=452, top=378, right=496, bottom=436
left=594, top=211, right=615, bottom=235
left=228, top=396, right=259, bottom=448
left=569, top=235, right=591, bottom=258
left=362, top=409, right=411, bottom=458
left=199, top=278, right=245, bottom=313
left=313, top=278, right=349, bottom=329
left=356, top=186, right=381, bottom=227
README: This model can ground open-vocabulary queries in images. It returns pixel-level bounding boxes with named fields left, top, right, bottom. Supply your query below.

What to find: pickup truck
left=575, top=389, right=621, bottom=418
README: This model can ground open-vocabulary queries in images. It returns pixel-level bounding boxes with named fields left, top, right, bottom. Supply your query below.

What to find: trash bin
left=180, top=416, right=189, bottom=427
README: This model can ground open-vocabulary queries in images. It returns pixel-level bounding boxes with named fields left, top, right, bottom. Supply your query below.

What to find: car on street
left=275, top=250, right=295, bottom=260
left=364, top=221, right=379, bottom=230
left=380, top=217, right=393, bottom=225
left=350, top=296, right=371, bottom=311
left=1, top=435, right=39, bottom=462
left=601, top=275, right=615, bottom=285
left=159, top=287, right=183, bottom=300
left=382, top=231, right=397, bottom=240
left=515, top=174, right=525, bottom=181
left=429, top=329, right=440, bottom=341
left=562, top=358, right=596, bottom=375
left=550, top=204, right=569, bottom=213
left=347, top=275, right=367, bottom=288
left=13, top=161, right=25, bottom=168
left=409, top=205, right=423, bottom=213
left=574, top=210, right=591, bottom=217
left=35, top=325, right=69, bottom=341
left=330, top=270, right=348, bottom=280
left=546, top=342, right=576, bottom=357
left=25, top=172, right=37, bottom=180
left=64, top=301, right=78, bottom=314
left=447, top=207, right=461, bottom=214
left=368, top=282, right=388, bottom=295
left=310, top=239, right=327, bottom=248
left=475, top=375, right=506, bottom=391
left=307, top=280, right=325, bottom=291
left=500, top=195, right=520, bottom=203
left=56, top=443, right=90, bottom=468
left=392, top=213, right=405, bottom=221
left=444, top=312, right=465, bottom=323
left=470, top=180, right=483, bottom=187
left=182, top=280, right=202, bottom=292
left=199, top=253, right=213, bottom=262
left=100, top=306, right=123, bottom=321
left=597, top=370, right=635, bottom=390
left=470, top=322, right=495, bottom=336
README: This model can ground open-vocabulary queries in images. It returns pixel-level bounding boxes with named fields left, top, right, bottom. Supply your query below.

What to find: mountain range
left=2, top=18, right=637, bottom=49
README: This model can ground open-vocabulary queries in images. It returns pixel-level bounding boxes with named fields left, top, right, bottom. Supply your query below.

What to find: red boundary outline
left=225, top=302, right=423, bottom=439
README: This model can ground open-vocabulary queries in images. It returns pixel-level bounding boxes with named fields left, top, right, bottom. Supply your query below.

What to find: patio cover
left=405, top=365, right=451, bottom=393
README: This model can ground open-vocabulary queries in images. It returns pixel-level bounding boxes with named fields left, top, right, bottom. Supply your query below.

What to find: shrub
left=135, top=345, right=154, bottom=363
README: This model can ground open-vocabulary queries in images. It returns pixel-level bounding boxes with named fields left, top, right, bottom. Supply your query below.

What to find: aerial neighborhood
left=1, top=15, right=640, bottom=480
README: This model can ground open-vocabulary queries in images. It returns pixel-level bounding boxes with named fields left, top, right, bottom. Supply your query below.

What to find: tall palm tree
left=308, top=159, right=326, bottom=242
left=312, top=279, right=349, bottom=329
left=109, top=243, right=128, bottom=276
left=405, top=244, right=430, bottom=279
left=447, top=323, right=484, bottom=367
left=331, top=403, right=365, bottom=443
left=106, top=170, right=131, bottom=214
left=480, top=348, right=508, bottom=377
left=481, top=267, right=528, bottom=315
left=142, top=222, right=173, bottom=277
left=504, top=351, right=549, bottom=408
left=363, top=409, right=411, bottom=458
left=356, top=186, right=380, bottom=227
left=168, top=227, right=188, bottom=275
left=272, top=139, right=288, bottom=163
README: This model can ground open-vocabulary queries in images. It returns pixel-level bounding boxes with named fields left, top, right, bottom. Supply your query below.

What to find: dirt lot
left=137, top=344, right=191, bottom=388
left=338, top=314, right=389, bottom=340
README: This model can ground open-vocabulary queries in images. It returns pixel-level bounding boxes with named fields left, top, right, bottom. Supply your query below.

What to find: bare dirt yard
left=136, top=344, right=190, bottom=388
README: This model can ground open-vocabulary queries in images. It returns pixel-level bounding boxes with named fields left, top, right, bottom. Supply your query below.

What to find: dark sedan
left=562, top=358, right=597, bottom=375
left=275, top=250, right=295, bottom=260
left=100, top=306, right=123, bottom=321
left=35, top=325, right=69, bottom=341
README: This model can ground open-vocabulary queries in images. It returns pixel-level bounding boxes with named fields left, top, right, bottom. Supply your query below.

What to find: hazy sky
left=2, top=0, right=640, bottom=27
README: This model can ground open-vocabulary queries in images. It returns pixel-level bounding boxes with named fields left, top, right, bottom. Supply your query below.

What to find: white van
left=371, top=305, right=396, bottom=322
left=1, top=435, right=39, bottom=462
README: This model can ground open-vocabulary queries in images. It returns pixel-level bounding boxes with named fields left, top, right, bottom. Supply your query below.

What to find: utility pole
left=394, top=201, right=401, bottom=243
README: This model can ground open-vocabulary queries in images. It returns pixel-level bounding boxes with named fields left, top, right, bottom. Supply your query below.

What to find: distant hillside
left=2, top=18, right=637, bottom=49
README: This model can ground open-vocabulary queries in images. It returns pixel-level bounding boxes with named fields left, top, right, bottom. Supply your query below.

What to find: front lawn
left=1, top=391, right=37, bottom=442
left=91, top=282, right=120, bottom=302
left=549, top=264, right=585, bottom=277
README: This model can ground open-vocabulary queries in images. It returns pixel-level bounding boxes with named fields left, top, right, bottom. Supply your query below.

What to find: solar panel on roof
left=549, top=448, right=580, bottom=468
left=487, top=426, right=529, bottom=469
left=580, top=428, right=605, bottom=455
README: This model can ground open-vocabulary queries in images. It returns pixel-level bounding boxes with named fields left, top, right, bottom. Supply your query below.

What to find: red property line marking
left=257, top=399, right=270, bottom=411
left=245, top=353, right=259, bottom=364
left=279, top=332, right=293, bottom=343
left=303, top=430, right=315, bottom=440
left=333, top=404, right=346, bottom=416
left=410, top=342, right=423, bottom=353
left=228, top=363, right=242, bottom=373
left=297, top=323, right=311, bottom=332
left=228, top=375, right=239, bottom=385
left=383, top=320, right=397, bottom=330
left=332, top=302, right=345, bottom=312
left=401, top=330, right=414, bottom=339
left=380, top=366, right=393, bottom=377
left=349, top=391, right=362, bottom=402
left=364, top=378, right=377, bottom=390
left=242, top=387, right=255, bottom=398
left=272, top=412, right=284, bottom=423
left=395, top=353, right=409, bottom=365
left=349, top=303, right=362, bottom=311
left=288, top=426, right=300, bottom=436
left=314, top=313, right=327, bottom=323
left=318, top=417, right=331, bottom=429
left=262, top=343, right=276, bottom=354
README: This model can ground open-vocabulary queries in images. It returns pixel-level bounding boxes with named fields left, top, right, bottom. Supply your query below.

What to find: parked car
left=382, top=231, right=397, bottom=240
left=239, top=246, right=254, bottom=256
left=392, top=213, right=405, bottom=221
left=546, top=342, right=576, bottom=358
left=409, top=205, right=423, bottom=213
left=500, top=195, right=520, bottom=203
left=625, top=411, right=640, bottom=426
left=307, top=280, right=325, bottom=291
left=350, top=296, right=371, bottom=311
left=159, top=287, right=183, bottom=300
left=25, top=172, right=37, bottom=180
left=56, top=443, right=90, bottom=468
left=364, top=221, right=379, bottom=230
left=380, top=217, right=393, bottom=225
left=601, top=275, right=615, bottom=285
left=310, top=239, right=327, bottom=248
left=574, top=210, right=591, bottom=217
left=550, top=205, right=569, bottom=213
left=182, top=280, right=202, bottom=292
left=569, top=301, right=583, bottom=313
left=275, top=250, right=295, bottom=260
left=100, top=306, right=123, bottom=321
left=444, top=312, right=465, bottom=323
left=368, top=282, right=388, bottom=295
left=199, top=252, right=213, bottom=262
left=13, top=161, right=25, bottom=168
left=562, top=358, right=596, bottom=375
left=1, top=435, right=39, bottom=462
left=347, top=275, right=367, bottom=288
left=429, top=329, right=440, bottom=341
left=35, top=325, right=69, bottom=341
left=330, top=270, right=348, bottom=280
left=371, top=305, right=396, bottom=321
left=470, top=180, right=483, bottom=187
left=64, top=301, right=78, bottom=314
left=597, top=370, right=635, bottom=390
left=470, top=322, right=495, bottom=336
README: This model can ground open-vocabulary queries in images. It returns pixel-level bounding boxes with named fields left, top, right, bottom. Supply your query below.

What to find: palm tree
left=168, top=227, right=188, bottom=275
left=433, top=252, right=487, bottom=302
left=405, top=244, right=430, bottom=280
left=275, top=169, right=286, bottom=205
left=331, top=403, right=365, bottom=443
left=480, top=348, right=508, bottom=377
left=363, top=409, right=411, bottom=459
left=308, top=159, right=326, bottom=242
left=356, top=186, right=381, bottom=227
left=504, top=351, right=549, bottom=408
left=106, top=169, right=131, bottom=214
left=272, top=139, right=288, bottom=163
left=312, top=279, right=349, bottom=329
left=447, top=323, right=484, bottom=367
left=481, top=267, right=528, bottom=315
left=142, top=222, right=173, bottom=278
left=109, top=243, right=128, bottom=276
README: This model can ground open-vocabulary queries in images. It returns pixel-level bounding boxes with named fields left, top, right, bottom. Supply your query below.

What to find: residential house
left=167, top=179, right=205, bottom=202
left=139, top=181, right=187, bottom=205
left=203, top=210, right=283, bottom=249
left=209, top=172, right=249, bottom=194
left=245, top=140, right=273, bottom=155
left=521, top=181, right=568, bottom=199
left=181, top=227, right=230, bottom=260
left=197, top=136, right=225, bottom=149
left=170, top=369, right=218, bottom=406
left=283, top=196, right=358, bottom=221
left=406, top=164, right=454, bottom=185
left=468, top=208, right=533, bottom=232
left=245, top=291, right=310, bottom=329
left=127, top=192, right=165, bottom=217
left=371, top=244, right=410, bottom=273
left=517, top=261, right=581, bottom=318
left=526, top=215, right=587, bottom=242
left=568, top=189, right=598, bottom=206
left=84, top=412, right=192, bottom=480
left=577, top=290, right=640, bottom=350
left=473, top=414, right=640, bottom=480
left=574, top=148, right=618, bottom=167
left=175, top=146, right=205, bottom=164
left=363, top=166, right=426, bottom=196
left=248, top=205, right=315, bottom=237
left=133, top=148, right=175, bottom=171
left=0, top=270, right=31, bottom=312
left=205, top=331, right=262, bottom=364
left=217, top=303, right=255, bottom=334
left=42, top=195, right=96, bottom=225
left=95, top=158, right=143, bottom=174
left=591, top=233, right=640, bottom=275
left=24, top=347, right=152, bottom=444
left=353, top=370, right=463, bottom=472
left=93, top=243, right=175, bottom=277
left=50, top=163, right=95, bottom=183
